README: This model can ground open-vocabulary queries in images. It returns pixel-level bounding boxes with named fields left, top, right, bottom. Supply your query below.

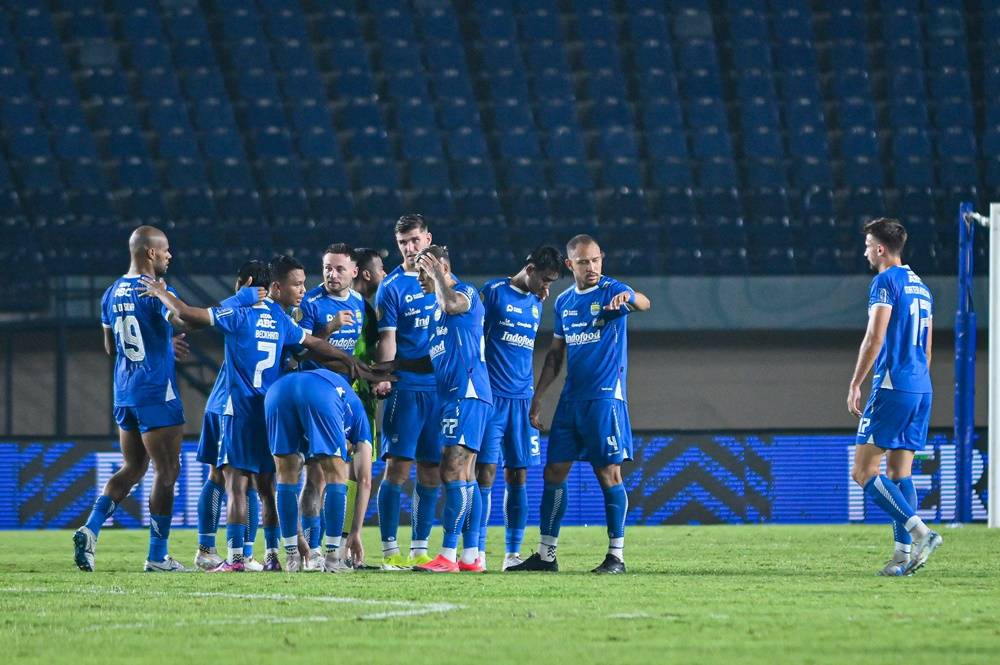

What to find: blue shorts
left=547, top=398, right=633, bottom=467
left=265, top=373, right=349, bottom=462
left=480, top=396, right=541, bottom=468
left=440, top=397, right=492, bottom=453
left=218, top=398, right=274, bottom=475
left=856, top=388, right=932, bottom=452
left=197, top=410, right=223, bottom=465
left=381, top=388, right=441, bottom=463
left=114, top=400, right=185, bottom=433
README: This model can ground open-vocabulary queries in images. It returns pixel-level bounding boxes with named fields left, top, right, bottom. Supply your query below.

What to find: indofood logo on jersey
left=500, top=331, right=535, bottom=350
left=429, top=339, right=446, bottom=359
left=565, top=330, right=602, bottom=345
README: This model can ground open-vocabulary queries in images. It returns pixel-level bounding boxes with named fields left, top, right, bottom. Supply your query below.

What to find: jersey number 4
left=113, top=315, right=146, bottom=362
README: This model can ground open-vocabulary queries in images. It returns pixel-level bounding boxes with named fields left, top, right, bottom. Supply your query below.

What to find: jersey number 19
left=113, top=315, right=146, bottom=362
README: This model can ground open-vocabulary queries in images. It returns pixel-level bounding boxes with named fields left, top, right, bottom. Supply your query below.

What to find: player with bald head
left=75, top=226, right=188, bottom=572
left=507, top=234, right=651, bottom=574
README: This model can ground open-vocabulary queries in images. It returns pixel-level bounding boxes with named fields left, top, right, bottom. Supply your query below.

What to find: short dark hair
left=864, top=218, right=907, bottom=255
left=415, top=244, right=449, bottom=263
left=323, top=242, right=354, bottom=259
left=353, top=247, right=385, bottom=273
left=566, top=234, right=598, bottom=255
left=525, top=245, right=564, bottom=275
left=395, top=213, right=428, bottom=235
left=237, top=259, right=270, bottom=287
left=269, top=254, right=305, bottom=283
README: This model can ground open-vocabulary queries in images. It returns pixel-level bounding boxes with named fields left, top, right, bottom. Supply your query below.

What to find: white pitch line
left=84, top=615, right=333, bottom=632
left=0, top=587, right=463, bottom=622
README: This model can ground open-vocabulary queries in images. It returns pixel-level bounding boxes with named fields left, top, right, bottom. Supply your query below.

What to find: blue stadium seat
left=450, top=157, right=496, bottom=190
left=408, top=157, right=452, bottom=189
left=692, top=126, right=733, bottom=158
left=257, top=157, right=305, bottom=189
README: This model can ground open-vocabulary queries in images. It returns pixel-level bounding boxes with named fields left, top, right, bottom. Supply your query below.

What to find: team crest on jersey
left=531, top=305, right=539, bottom=319
left=590, top=302, right=601, bottom=316
left=291, top=307, right=303, bottom=323
left=355, top=309, right=363, bottom=321
left=433, top=307, right=442, bottom=321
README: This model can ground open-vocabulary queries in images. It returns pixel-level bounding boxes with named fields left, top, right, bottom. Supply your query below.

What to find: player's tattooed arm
left=530, top=336, right=567, bottom=430
left=606, top=289, right=651, bottom=312
left=417, top=252, right=469, bottom=315
left=847, top=305, right=892, bottom=417
left=138, top=276, right=214, bottom=329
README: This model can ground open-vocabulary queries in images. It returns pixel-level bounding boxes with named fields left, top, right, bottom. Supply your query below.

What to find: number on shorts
left=530, top=435, right=540, bottom=456
left=442, top=418, right=458, bottom=436
left=857, top=417, right=871, bottom=435
left=606, top=435, right=619, bottom=452
left=253, top=341, right=277, bottom=388
left=113, top=315, right=146, bottom=362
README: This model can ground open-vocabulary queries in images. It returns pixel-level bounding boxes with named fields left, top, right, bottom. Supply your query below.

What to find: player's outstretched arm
left=138, top=276, right=213, bottom=329
left=631, top=290, right=652, bottom=311
left=301, top=334, right=397, bottom=384
left=530, top=336, right=567, bottom=430
left=846, top=305, right=891, bottom=416
left=606, top=288, right=652, bottom=312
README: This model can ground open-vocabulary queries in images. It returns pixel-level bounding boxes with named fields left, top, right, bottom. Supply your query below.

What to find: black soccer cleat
left=503, top=552, right=558, bottom=572
left=591, top=553, right=626, bottom=574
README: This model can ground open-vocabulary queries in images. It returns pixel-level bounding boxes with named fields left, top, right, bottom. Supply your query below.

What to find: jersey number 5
left=113, top=315, right=146, bottom=361
left=253, top=341, right=277, bottom=388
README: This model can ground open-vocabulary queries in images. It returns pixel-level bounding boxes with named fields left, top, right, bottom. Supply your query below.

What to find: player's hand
left=529, top=398, right=546, bottom=431
left=345, top=532, right=365, bottom=567
left=322, top=311, right=355, bottom=336
left=137, top=275, right=167, bottom=298
left=416, top=252, right=447, bottom=283
left=353, top=360, right=396, bottom=385
left=171, top=333, right=190, bottom=360
left=847, top=384, right=863, bottom=417
left=374, top=381, right=393, bottom=398
left=605, top=291, right=632, bottom=311
left=539, top=282, right=551, bottom=301
left=237, top=277, right=267, bottom=304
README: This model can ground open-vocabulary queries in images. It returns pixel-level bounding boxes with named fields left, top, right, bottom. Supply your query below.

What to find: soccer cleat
left=591, top=553, right=626, bottom=574
left=458, top=557, right=486, bottom=573
left=207, top=561, right=244, bottom=573
left=243, top=557, right=264, bottom=572
left=144, top=556, right=187, bottom=573
left=194, top=549, right=224, bottom=571
left=285, top=552, right=303, bottom=573
left=504, top=552, right=558, bottom=573
left=876, top=559, right=908, bottom=577
left=263, top=553, right=282, bottom=572
left=501, top=554, right=524, bottom=572
left=381, top=553, right=411, bottom=571
left=905, top=530, right=943, bottom=575
left=303, top=550, right=325, bottom=572
left=73, top=526, right=96, bottom=572
left=324, top=555, right=354, bottom=573
left=413, top=554, right=460, bottom=573
left=407, top=553, right=434, bottom=567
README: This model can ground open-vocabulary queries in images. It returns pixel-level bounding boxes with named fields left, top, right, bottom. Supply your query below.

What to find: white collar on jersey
left=508, top=281, right=529, bottom=295
left=574, top=283, right=600, bottom=295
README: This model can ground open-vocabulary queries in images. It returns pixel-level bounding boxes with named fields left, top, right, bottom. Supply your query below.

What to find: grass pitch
left=1, top=525, right=997, bottom=665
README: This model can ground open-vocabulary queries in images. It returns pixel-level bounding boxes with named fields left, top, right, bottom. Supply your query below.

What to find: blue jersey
left=343, top=385, right=373, bottom=447
left=428, top=281, right=493, bottom=404
left=481, top=277, right=542, bottom=399
left=209, top=298, right=307, bottom=416
left=375, top=266, right=436, bottom=391
left=867, top=265, right=933, bottom=393
left=204, top=292, right=247, bottom=415
left=297, top=285, right=366, bottom=371
left=101, top=275, right=180, bottom=407
left=552, top=276, right=635, bottom=402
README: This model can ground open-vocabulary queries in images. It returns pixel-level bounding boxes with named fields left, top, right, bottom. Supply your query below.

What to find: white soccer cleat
left=73, top=526, right=97, bottom=572
left=501, top=554, right=524, bottom=572
left=324, top=555, right=354, bottom=573
left=144, top=555, right=187, bottom=572
left=194, top=549, right=224, bottom=571
left=303, top=550, right=325, bottom=572
left=876, top=559, right=908, bottom=577
left=285, top=552, right=303, bottom=573
left=905, top=530, right=943, bottom=574
left=243, top=557, right=264, bottom=572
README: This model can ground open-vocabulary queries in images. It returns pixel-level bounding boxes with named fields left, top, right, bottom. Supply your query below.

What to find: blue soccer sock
left=478, top=484, right=492, bottom=554
left=263, top=526, right=280, bottom=554
left=225, top=522, right=244, bottom=564
left=893, top=476, right=917, bottom=555
left=243, top=488, right=259, bottom=559
left=276, top=483, right=301, bottom=553
left=377, top=480, right=402, bottom=556
left=411, top=483, right=439, bottom=556
left=302, top=514, right=321, bottom=551
left=537, top=481, right=568, bottom=562
left=461, top=481, right=482, bottom=563
left=603, top=483, right=628, bottom=561
left=864, top=474, right=925, bottom=534
left=440, top=480, right=468, bottom=561
left=197, top=480, right=225, bottom=550
left=504, top=484, right=527, bottom=555
left=324, top=483, right=348, bottom=553
left=147, top=513, right=172, bottom=563
left=84, top=494, right=117, bottom=538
